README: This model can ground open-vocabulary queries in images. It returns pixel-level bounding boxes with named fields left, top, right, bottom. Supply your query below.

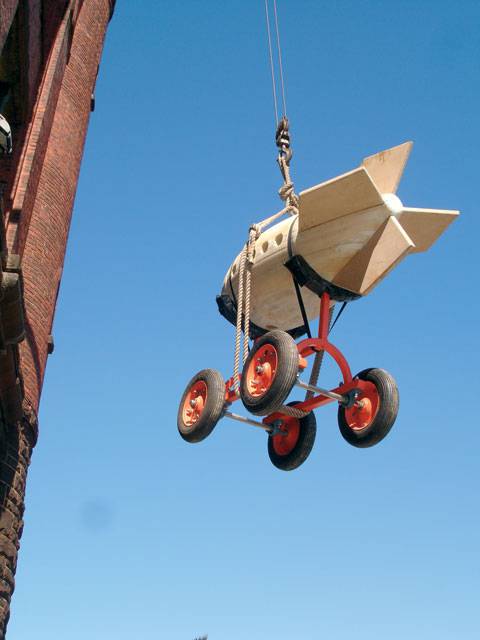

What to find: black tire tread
left=177, top=369, right=225, bottom=443
left=338, top=368, right=399, bottom=448
left=241, top=330, right=299, bottom=416
left=268, top=402, right=317, bottom=471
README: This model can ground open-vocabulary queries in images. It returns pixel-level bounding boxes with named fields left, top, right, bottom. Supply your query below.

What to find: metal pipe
left=224, top=410, right=272, bottom=431
left=295, top=379, right=347, bottom=404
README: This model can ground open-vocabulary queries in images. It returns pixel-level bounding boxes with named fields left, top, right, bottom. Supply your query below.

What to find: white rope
left=277, top=403, right=309, bottom=418
left=277, top=155, right=299, bottom=210
left=233, top=16, right=297, bottom=403
left=232, top=217, right=310, bottom=422
left=232, top=164, right=299, bottom=397
left=232, top=225, right=262, bottom=396
left=233, top=244, right=247, bottom=395
left=243, top=226, right=257, bottom=360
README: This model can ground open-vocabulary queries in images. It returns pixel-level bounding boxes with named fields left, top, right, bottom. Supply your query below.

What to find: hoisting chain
left=276, top=116, right=299, bottom=214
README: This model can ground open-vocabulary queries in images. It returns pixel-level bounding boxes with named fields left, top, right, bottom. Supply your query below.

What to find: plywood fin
left=397, top=207, right=459, bottom=253
left=298, top=167, right=383, bottom=232
left=362, top=141, right=413, bottom=194
left=333, top=216, right=414, bottom=295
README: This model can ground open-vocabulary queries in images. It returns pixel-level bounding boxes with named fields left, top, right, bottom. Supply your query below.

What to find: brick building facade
left=0, top=1, right=114, bottom=634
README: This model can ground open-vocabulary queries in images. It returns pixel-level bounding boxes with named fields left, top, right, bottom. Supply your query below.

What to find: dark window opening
left=0, top=11, right=23, bottom=125
left=0, top=81, right=12, bottom=114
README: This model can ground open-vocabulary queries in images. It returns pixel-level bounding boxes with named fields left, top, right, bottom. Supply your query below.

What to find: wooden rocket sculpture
left=178, top=133, right=459, bottom=471
left=177, top=6, right=461, bottom=471
left=217, top=141, right=459, bottom=336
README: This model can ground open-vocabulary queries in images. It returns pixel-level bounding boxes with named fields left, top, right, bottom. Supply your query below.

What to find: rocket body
left=218, top=142, right=459, bottom=335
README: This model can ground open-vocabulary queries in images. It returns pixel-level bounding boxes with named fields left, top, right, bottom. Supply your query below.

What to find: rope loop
left=278, top=180, right=299, bottom=209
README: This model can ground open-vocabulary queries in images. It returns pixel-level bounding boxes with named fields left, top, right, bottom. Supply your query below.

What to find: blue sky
left=8, top=1, right=480, bottom=638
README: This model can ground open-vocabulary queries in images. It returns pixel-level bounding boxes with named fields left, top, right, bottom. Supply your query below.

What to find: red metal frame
left=224, top=291, right=368, bottom=423
left=296, top=292, right=352, bottom=384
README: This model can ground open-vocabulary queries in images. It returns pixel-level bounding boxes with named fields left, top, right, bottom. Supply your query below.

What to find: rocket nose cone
left=383, top=193, right=403, bottom=216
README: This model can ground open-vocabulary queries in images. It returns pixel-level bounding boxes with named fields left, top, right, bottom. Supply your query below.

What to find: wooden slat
left=362, top=141, right=413, bottom=194
left=298, top=167, right=383, bottom=232
left=397, top=207, right=459, bottom=253
left=333, top=216, right=414, bottom=295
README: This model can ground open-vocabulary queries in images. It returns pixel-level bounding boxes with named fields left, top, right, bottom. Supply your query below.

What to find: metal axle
left=295, top=379, right=348, bottom=404
left=224, top=410, right=272, bottom=432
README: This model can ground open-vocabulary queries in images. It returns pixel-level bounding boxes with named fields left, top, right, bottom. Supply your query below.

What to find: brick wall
left=18, top=0, right=112, bottom=413
left=0, top=1, right=114, bottom=634
left=0, top=1, right=18, bottom=53
left=7, top=11, right=71, bottom=257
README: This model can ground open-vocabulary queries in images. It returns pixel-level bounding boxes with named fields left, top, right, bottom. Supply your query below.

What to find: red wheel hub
left=272, top=416, right=300, bottom=456
left=344, top=381, right=380, bottom=431
left=245, top=344, right=278, bottom=398
left=182, top=380, right=207, bottom=427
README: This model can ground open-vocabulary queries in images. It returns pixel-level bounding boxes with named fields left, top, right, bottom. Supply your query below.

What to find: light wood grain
left=334, top=216, right=414, bottom=294
left=397, top=207, right=459, bottom=252
left=222, top=140, right=459, bottom=332
left=362, top=141, right=413, bottom=194
left=298, top=167, right=383, bottom=231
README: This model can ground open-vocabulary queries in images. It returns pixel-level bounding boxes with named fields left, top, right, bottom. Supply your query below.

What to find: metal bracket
left=341, top=388, right=361, bottom=408
left=269, top=419, right=286, bottom=436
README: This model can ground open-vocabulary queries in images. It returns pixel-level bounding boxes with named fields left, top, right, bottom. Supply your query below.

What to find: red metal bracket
left=225, top=292, right=356, bottom=421
left=225, top=375, right=240, bottom=403
left=297, top=292, right=352, bottom=384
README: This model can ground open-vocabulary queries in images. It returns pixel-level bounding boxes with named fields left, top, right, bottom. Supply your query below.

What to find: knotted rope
left=232, top=118, right=313, bottom=422
left=232, top=225, right=259, bottom=396
left=232, top=118, right=300, bottom=403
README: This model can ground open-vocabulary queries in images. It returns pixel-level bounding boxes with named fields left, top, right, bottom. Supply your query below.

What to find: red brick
left=0, top=0, right=18, bottom=51
left=18, top=0, right=112, bottom=412
left=0, top=2, right=114, bottom=633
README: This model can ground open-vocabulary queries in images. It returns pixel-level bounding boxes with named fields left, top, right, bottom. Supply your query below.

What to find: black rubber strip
left=329, top=301, right=348, bottom=334
left=284, top=255, right=361, bottom=303
left=291, top=276, right=312, bottom=339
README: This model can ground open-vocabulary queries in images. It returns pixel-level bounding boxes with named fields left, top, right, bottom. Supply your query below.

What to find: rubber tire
left=268, top=401, right=317, bottom=471
left=338, top=368, right=399, bottom=448
left=177, top=369, right=225, bottom=443
left=240, top=330, right=299, bottom=416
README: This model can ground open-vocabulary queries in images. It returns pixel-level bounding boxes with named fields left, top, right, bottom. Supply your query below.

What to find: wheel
left=177, top=369, right=225, bottom=443
left=338, top=368, right=399, bottom=448
left=268, top=401, right=317, bottom=471
left=240, top=330, right=299, bottom=416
